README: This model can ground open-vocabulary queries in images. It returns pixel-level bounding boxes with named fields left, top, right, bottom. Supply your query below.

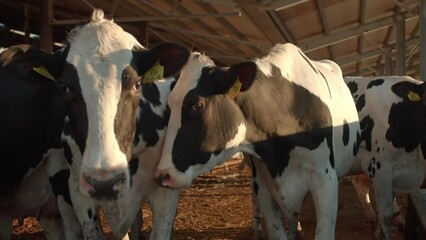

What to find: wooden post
left=404, top=189, right=426, bottom=240
left=24, top=3, right=30, bottom=44
left=395, top=13, right=406, bottom=75
left=39, top=0, right=53, bottom=53
left=385, top=48, right=393, bottom=75
left=140, top=22, right=149, bottom=48
left=404, top=197, right=418, bottom=240
left=421, top=0, right=426, bottom=81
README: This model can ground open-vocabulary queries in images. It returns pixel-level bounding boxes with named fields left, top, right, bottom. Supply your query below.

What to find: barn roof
left=0, top=0, right=421, bottom=79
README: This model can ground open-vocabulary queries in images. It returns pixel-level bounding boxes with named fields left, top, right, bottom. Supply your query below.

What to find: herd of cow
left=1, top=9, right=425, bottom=240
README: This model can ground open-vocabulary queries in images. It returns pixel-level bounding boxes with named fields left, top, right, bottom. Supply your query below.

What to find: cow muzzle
left=155, top=170, right=172, bottom=188
left=155, top=168, right=191, bottom=189
left=80, top=169, right=130, bottom=200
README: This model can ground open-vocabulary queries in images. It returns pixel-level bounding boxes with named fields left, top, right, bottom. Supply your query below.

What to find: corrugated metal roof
left=0, top=0, right=420, bottom=78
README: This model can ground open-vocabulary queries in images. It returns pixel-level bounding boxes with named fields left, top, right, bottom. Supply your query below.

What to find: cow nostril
left=83, top=171, right=127, bottom=200
left=155, top=173, right=171, bottom=188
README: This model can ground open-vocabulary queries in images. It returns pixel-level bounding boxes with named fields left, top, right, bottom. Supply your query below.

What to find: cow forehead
left=168, top=52, right=214, bottom=107
left=66, top=10, right=142, bottom=67
left=65, top=10, right=143, bottom=98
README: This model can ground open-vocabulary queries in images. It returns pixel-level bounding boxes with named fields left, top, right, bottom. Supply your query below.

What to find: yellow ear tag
left=143, top=61, right=164, bottom=84
left=33, top=66, right=55, bottom=81
left=227, top=77, right=242, bottom=99
left=407, top=90, right=420, bottom=101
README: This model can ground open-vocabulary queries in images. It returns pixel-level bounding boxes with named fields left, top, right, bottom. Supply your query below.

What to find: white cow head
left=60, top=9, right=189, bottom=200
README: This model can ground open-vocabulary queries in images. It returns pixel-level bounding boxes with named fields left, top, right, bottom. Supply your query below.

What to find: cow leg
left=38, top=217, right=65, bottom=240
left=309, top=169, right=339, bottom=240
left=243, top=155, right=266, bottom=239
left=250, top=191, right=264, bottom=239
left=239, top=155, right=263, bottom=239
left=351, top=175, right=405, bottom=231
left=350, top=174, right=376, bottom=222
left=69, top=179, right=105, bottom=240
left=147, top=186, right=179, bottom=240
left=253, top=178, right=286, bottom=240
left=392, top=197, right=405, bottom=231
left=128, top=209, right=143, bottom=240
left=57, top=196, right=83, bottom=240
left=250, top=158, right=286, bottom=240
left=370, top=197, right=404, bottom=239
left=279, top=175, right=308, bottom=240
left=0, top=215, right=12, bottom=240
left=286, top=217, right=302, bottom=240
left=371, top=173, right=393, bottom=240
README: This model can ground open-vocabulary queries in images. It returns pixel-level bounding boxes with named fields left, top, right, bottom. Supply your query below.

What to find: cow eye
left=134, top=80, right=142, bottom=91
left=192, top=102, right=204, bottom=112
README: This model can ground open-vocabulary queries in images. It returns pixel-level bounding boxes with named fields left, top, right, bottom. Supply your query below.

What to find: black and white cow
left=344, top=75, right=426, bottom=240
left=58, top=9, right=190, bottom=239
left=0, top=44, right=82, bottom=239
left=155, top=44, right=360, bottom=240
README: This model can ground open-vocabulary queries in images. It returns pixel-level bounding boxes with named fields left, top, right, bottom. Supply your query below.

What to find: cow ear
left=47, top=46, right=69, bottom=80
left=391, top=81, right=423, bottom=102
left=133, top=42, right=190, bottom=83
left=28, top=45, right=69, bottom=81
left=225, top=62, right=257, bottom=98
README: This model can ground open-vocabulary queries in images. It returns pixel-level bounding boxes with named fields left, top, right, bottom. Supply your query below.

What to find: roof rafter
left=300, top=7, right=418, bottom=52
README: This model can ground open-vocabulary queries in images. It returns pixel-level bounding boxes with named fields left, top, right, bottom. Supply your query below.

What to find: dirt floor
left=12, top=160, right=407, bottom=240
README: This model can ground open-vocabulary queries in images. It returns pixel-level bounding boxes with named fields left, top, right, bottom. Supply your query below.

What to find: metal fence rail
left=404, top=189, right=426, bottom=240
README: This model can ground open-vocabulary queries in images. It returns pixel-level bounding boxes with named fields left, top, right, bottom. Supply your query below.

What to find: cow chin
left=79, top=168, right=131, bottom=200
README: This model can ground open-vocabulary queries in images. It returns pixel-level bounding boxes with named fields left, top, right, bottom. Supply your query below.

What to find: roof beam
left=196, top=0, right=259, bottom=7
left=316, top=0, right=335, bottom=59
left=261, top=0, right=309, bottom=11
left=347, top=56, right=419, bottom=77
left=267, top=10, right=295, bottom=43
left=242, top=5, right=287, bottom=44
left=336, top=36, right=419, bottom=66
left=316, top=0, right=329, bottom=33
left=108, top=0, right=121, bottom=18
left=153, top=8, right=419, bottom=64
left=150, top=23, right=270, bottom=48
left=51, top=10, right=241, bottom=25
left=27, top=0, right=420, bottom=60
left=161, top=1, right=247, bottom=56
left=197, top=2, right=262, bottom=54
left=299, top=7, right=419, bottom=52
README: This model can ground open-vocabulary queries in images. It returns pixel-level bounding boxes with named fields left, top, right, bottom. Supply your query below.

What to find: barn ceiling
left=0, top=0, right=421, bottom=79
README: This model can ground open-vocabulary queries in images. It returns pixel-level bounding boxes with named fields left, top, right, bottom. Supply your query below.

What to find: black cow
left=0, top=44, right=81, bottom=239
